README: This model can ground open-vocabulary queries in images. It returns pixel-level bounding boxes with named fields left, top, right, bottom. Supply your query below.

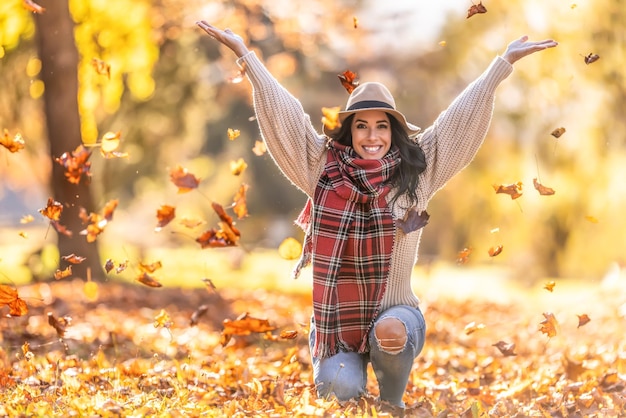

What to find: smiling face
left=350, top=110, right=392, bottom=160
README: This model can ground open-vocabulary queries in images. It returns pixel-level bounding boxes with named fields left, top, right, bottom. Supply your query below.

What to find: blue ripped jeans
left=309, top=305, right=426, bottom=407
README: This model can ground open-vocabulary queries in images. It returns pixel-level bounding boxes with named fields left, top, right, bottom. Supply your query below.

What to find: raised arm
left=196, top=21, right=326, bottom=196
left=416, top=36, right=557, bottom=203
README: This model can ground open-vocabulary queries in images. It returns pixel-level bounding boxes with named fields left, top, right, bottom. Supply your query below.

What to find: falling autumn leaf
left=488, top=245, right=503, bottom=257
left=61, top=254, right=86, bottom=264
left=352, top=16, right=358, bottom=29
left=169, top=165, right=200, bottom=193
left=79, top=200, right=117, bottom=243
left=577, top=314, right=591, bottom=328
left=252, top=140, right=267, bottom=156
left=0, top=129, right=25, bottom=153
left=457, top=247, right=472, bottom=265
left=539, top=312, right=558, bottom=338
left=136, top=272, right=163, bottom=288
left=551, top=127, right=566, bottom=138
left=492, top=341, right=517, bottom=357
left=544, top=281, right=556, bottom=292
left=104, top=259, right=115, bottom=274
left=278, top=237, right=302, bottom=260
left=138, top=261, right=163, bottom=274
left=396, top=209, right=430, bottom=234
left=179, top=217, right=205, bottom=229
left=0, top=284, right=28, bottom=316
left=155, top=205, right=176, bottom=231
left=99, top=131, right=128, bottom=159
left=230, top=158, right=248, bottom=176
left=55, top=145, right=92, bottom=185
left=47, top=312, right=70, bottom=338
left=190, top=305, right=209, bottom=326
left=467, top=1, right=487, bottom=18
left=533, top=178, right=556, bottom=196
left=338, top=69, right=359, bottom=94
left=584, top=53, right=600, bottom=65
left=232, top=184, right=249, bottom=219
left=493, top=182, right=523, bottom=200
left=91, top=58, right=111, bottom=78
left=464, top=321, right=485, bottom=335
left=23, top=0, right=45, bottom=13
left=20, top=215, right=34, bottom=224
left=221, top=312, right=276, bottom=346
left=54, top=266, right=72, bottom=280
left=154, top=309, right=172, bottom=329
left=38, top=198, right=63, bottom=221
left=227, top=128, right=240, bottom=141
left=279, top=329, right=299, bottom=340
left=115, top=260, right=129, bottom=274
left=321, top=106, right=341, bottom=132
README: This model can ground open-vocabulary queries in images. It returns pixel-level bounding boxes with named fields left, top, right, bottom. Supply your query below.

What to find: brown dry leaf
left=397, top=208, right=430, bottom=234
left=584, top=53, right=600, bottom=65
left=252, top=140, right=267, bottom=156
left=55, top=145, right=92, bottom=185
left=533, top=178, right=556, bottom=196
left=577, top=313, right=591, bottom=328
left=136, top=272, right=163, bottom=288
left=230, top=158, right=248, bottom=176
left=104, top=259, right=115, bottom=273
left=338, top=70, right=359, bottom=94
left=492, top=340, right=517, bottom=356
left=54, top=266, right=72, bottom=280
left=221, top=312, right=276, bottom=346
left=0, top=284, right=28, bottom=316
left=232, top=184, right=249, bottom=219
left=457, top=247, right=472, bottom=264
left=493, top=182, right=523, bottom=199
left=79, top=200, right=118, bottom=243
left=190, top=304, right=209, bottom=326
left=1, top=129, right=25, bottom=153
left=488, top=244, right=503, bottom=257
left=169, top=165, right=200, bottom=193
left=91, top=58, right=111, bottom=79
left=544, top=281, right=556, bottom=292
left=539, top=312, right=558, bottom=338
left=551, top=127, right=566, bottom=138
left=467, top=1, right=487, bottom=18
left=61, top=254, right=86, bottom=264
left=464, top=321, right=486, bottom=335
left=155, top=205, right=176, bottom=231
left=279, top=329, right=298, bottom=340
left=51, top=221, right=73, bottom=237
left=321, top=106, right=341, bottom=132
left=38, top=198, right=63, bottom=221
left=47, top=312, right=71, bottom=338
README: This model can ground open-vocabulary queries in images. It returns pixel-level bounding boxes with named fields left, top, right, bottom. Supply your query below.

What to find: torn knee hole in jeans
left=374, top=318, right=408, bottom=354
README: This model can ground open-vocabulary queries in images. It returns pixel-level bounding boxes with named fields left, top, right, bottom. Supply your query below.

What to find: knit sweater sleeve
left=416, top=56, right=513, bottom=204
left=237, top=51, right=326, bottom=197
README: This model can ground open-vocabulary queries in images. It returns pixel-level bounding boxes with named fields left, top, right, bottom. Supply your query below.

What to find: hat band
left=346, top=100, right=394, bottom=112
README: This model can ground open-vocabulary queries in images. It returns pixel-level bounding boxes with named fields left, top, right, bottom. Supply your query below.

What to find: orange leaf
left=232, top=184, right=249, bottom=219
left=493, top=182, right=523, bottom=199
left=221, top=312, right=276, bottom=345
left=227, top=128, right=240, bottom=141
left=169, top=165, right=200, bottom=193
left=155, top=205, right=176, bottom=231
left=457, top=247, right=472, bottom=264
left=102, top=199, right=118, bottom=222
left=338, top=70, right=359, bottom=94
left=23, top=0, right=45, bottom=13
left=38, top=198, right=63, bottom=221
left=91, top=58, right=111, bottom=79
left=0, top=284, right=28, bottom=316
left=51, top=221, right=73, bottom=237
left=533, top=178, right=556, bottom=196
left=488, top=244, right=503, bottom=257
left=54, top=266, right=72, bottom=280
left=138, top=261, right=162, bottom=274
left=544, top=281, right=556, bottom=292
left=55, top=145, right=92, bottom=184
left=0, top=129, right=25, bottom=153
left=492, top=340, right=517, bottom=356
left=47, top=312, right=70, bottom=338
left=321, top=106, right=341, bottom=132
left=539, top=312, right=558, bottom=338
left=467, top=1, right=487, bottom=18
left=136, top=272, right=163, bottom=288
left=279, top=329, right=299, bottom=339
left=61, top=254, right=86, bottom=264
left=577, top=313, right=591, bottom=328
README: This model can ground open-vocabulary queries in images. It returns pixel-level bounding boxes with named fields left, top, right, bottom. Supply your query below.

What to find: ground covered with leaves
left=1, top=274, right=625, bottom=417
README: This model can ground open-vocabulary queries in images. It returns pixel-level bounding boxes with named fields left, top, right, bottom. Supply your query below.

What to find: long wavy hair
left=333, top=113, right=427, bottom=209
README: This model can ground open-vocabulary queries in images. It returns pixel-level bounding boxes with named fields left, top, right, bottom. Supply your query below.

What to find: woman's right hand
left=196, top=21, right=250, bottom=58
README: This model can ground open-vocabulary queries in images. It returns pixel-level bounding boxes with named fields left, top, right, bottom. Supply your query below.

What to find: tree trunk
left=34, top=1, right=104, bottom=280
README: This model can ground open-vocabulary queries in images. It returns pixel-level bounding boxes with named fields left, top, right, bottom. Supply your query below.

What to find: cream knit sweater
left=238, top=52, right=513, bottom=311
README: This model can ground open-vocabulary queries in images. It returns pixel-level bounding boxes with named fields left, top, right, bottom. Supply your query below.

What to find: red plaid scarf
left=294, top=141, right=400, bottom=358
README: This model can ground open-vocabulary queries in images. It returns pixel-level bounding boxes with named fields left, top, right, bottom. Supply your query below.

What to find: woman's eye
left=378, top=124, right=389, bottom=129
left=356, top=123, right=366, bottom=129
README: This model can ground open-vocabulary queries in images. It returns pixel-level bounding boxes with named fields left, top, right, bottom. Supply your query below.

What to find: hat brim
left=323, top=108, right=421, bottom=139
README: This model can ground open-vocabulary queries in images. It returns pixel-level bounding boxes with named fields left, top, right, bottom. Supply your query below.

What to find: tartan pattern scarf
left=294, top=140, right=400, bottom=359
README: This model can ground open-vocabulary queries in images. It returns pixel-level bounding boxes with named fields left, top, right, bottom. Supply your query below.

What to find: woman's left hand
left=502, top=36, right=558, bottom=65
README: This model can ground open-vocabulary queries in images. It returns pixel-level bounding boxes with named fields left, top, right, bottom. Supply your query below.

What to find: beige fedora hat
left=323, top=82, right=421, bottom=138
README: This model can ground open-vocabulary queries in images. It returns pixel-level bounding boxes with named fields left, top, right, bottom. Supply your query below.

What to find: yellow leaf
left=230, top=158, right=248, bottom=176
left=83, top=281, right=99, bottom=302
left=278, top=237, right=302, bottom=260
left=154, top=309, right=171, bottom=328
left=101, top=131, right=121, bottom=153
left=227, top=128, right=240, bottom=141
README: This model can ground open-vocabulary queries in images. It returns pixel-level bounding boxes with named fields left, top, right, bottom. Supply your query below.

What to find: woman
left=197, top=20, right=557, bottom=409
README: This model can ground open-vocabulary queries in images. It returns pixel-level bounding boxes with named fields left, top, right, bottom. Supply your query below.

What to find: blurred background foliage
left=0, top=0, right=624, bottom=283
